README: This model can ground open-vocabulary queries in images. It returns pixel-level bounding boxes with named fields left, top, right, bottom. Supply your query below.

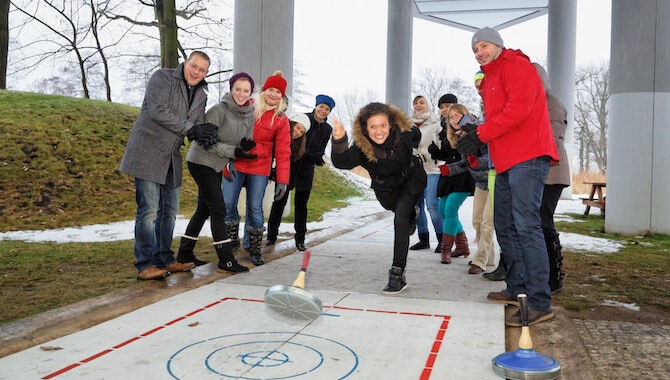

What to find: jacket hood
left=532, top=62, right=551, bottom=94
left=351, top=104, right=413, bottom=162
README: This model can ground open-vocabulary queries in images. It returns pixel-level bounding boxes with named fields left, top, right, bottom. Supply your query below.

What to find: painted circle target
left=167, top=332, right=358, bottom=379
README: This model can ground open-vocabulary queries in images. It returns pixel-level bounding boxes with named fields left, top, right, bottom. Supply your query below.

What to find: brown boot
left=452, top=231, right=470, bottom=258
left=440, top=234, right=455, bottom=264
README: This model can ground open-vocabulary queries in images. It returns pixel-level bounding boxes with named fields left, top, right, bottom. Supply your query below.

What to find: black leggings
left=184, top=162, right=228, bottom=243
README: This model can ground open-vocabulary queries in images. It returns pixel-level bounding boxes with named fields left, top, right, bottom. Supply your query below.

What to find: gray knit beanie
left=471, top=27, right=504, bottom=49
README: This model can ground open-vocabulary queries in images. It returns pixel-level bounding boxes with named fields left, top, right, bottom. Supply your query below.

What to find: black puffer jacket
left=331, top=105, right=426, bottom=198
left=430, top=126, right=475, bottom=197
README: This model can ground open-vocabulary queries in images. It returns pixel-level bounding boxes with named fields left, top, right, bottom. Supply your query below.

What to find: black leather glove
left=234, top=138, right=258, bottom=159
left=460, top=123, right=478, bottom=134
left=239, top=137, right=256, bottom=151
left=427, top=141, right=440, bottom=157
left=274, top=183, right=288, bottom=201
left=313, top=155, right=325, bottom=166
left=187, top=123, right=218, bottom=142
left=269, top=167, right=277, bottom=182
left=456, top=131, right=485, bottom=155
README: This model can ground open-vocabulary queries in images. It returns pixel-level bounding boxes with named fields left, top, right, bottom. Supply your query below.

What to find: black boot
left=434, top=233, right=443, bottom=253
left=547, top=235, right=565, bottom=293
left=225, top=220, right=240, bottom=250
left=383, top=266, right=408, bottom=294
left=409, top=232, right=430, bottom=250
left=483, top=254, right=506, bottom=281
left=215, top=242, right=249, bottom=273
left=247, top=226, right=265, bottom=266
left=176, top=235, right=208, bottom=266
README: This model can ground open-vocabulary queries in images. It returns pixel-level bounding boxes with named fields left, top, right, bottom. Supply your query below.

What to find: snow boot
left=176, top=234, right=207, bottom=266
left=409, top=232, right=430, bottom=250
left=247, top=226, right=265, bottom=266
left=225, top=220, right=241, bottom=250
left=547, top=235, right=565, bottom=293
left=483, top=254, right=506, bottom=281
left=383, top=266, right=407, bottom=294
left=215, top=241, right=249, bottom=273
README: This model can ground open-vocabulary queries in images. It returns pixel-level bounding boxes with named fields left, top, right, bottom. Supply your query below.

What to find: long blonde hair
left=254, top=70, right=288, bottom=123
left=446, top=104, right=476, bottom=148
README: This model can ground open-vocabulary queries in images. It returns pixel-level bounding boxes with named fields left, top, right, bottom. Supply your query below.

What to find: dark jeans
left=540, top=184, right=567, bottom=240
left=133, top=164, right=180, bottom=272
left=377, top=188, right=423, bottom=269
left=184, top=162, right=228, bottom=243
left=267, top=187, right=311, bottom=243
left=495, top=156, right=551, bottom=311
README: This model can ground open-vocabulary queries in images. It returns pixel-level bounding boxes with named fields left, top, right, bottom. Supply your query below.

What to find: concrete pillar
left=547, top=0, right=577, bottom=199
left=234, top=0, right=295, bottom=95
left=233, top=0, right=295, bottom=217
left=607, top=0, right=670, bottom=234
left=386, top=0, right=413, bottom=113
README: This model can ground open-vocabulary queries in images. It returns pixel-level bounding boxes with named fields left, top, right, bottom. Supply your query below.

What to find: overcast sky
left=293, top=0, right=612, bottom=106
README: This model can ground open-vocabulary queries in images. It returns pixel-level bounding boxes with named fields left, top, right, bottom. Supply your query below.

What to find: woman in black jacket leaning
left=331, top=102, right=426, bottom=295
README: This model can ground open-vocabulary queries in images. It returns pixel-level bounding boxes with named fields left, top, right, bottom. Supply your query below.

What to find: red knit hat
left=262, top=70, right=287, bottom=96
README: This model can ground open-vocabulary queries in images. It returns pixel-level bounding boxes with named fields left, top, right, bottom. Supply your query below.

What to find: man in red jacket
left=456, top=27, right=559, bottom=327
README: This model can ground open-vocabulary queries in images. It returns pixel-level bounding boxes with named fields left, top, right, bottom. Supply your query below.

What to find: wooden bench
left=581, top=181, right=606, bottom=217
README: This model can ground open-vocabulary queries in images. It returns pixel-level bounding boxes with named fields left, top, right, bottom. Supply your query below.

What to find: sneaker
left=505, top=308, right=555, bottom=327
left=383, top=267, right=408, bottom=295
left=486, top=290, right=520, bottom=306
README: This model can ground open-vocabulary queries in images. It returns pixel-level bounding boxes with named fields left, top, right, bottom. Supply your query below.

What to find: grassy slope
left=0, top=91, right=363, bottom=323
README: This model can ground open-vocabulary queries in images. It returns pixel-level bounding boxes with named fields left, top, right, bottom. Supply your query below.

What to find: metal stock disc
left=264, top=285, right=323, bottom=322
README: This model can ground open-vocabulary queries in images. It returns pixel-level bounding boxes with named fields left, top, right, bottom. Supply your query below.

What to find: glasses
left=188, top=62, right=208, bottom=75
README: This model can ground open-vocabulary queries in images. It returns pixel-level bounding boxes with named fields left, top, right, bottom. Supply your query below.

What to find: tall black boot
left=434, top=233, right=443, bottom=253
left=547, top=235, right=565, bottom=293
left=176, top=235, right=208, bottom=266
left=225, top=220, right=240, bottom=249
left=409, top=232, right=430, bottom=250
left=483, top=254, right=506, bottom=281
left=383, top=266, right=408, bottom=294
left=247, top=226, right=265, bottom=266
left=215, top=242, right=249, bottom=273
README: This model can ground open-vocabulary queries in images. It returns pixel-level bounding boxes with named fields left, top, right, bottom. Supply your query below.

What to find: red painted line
left=81, top=349, right=113, bottom=363
left=41, top=363, right=81, bottom=379
left=40, top=297, right=454, bottom=380
left=112, top=336, right=140, bottom=349
left=165, top=316, right=187, bottom=325
left=185, top=308, right=206, bottom=316
left=140, top=325, right=165, bottom=336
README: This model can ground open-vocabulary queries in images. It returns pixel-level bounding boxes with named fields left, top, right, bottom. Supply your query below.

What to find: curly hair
left=355, top=102, right=396, bottom=135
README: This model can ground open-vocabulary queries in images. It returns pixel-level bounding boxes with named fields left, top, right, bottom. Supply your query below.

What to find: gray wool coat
left=186, top=92, right=255, bottom=172
left=120, top=62, right=208, bottom=187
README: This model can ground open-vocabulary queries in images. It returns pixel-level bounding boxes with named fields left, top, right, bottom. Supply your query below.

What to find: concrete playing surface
left=0, top=209, right=508, bottom=379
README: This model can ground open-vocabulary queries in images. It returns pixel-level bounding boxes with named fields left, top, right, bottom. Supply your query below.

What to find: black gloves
left=456, top=131, right=485, bottom=155
left=313, top=155, right=325, bottom=166
left=460, top=123, right=478, bottom=134
left=427, top=141, right=440, bottom=158
left=234, top=137, right=258, bottom=159
left=187, top=123, right=219, bottom=149
left=411, top=126, right=422, bottom=148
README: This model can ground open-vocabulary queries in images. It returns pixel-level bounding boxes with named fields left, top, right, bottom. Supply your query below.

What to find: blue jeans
left=415, top=174, right=444, bottom=237
left=133, top=173, right=181, bottom=272
left=495, top=156, right=551, bottom=310
left=222, top=172, right=269, bottom=248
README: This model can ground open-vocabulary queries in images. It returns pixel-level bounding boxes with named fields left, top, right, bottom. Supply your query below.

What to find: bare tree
left=411, top=66, right=480, bottom=117
left=337, top=89, right=380, bottom=130
left=574, top=62, right=609, bottom=173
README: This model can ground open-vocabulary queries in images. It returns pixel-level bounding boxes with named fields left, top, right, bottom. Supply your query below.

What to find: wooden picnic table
left=581, top=181, right=606, bottom=217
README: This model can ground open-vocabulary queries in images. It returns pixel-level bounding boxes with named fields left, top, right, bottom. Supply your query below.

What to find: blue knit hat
left=315, top=94, right=335, bottom=110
